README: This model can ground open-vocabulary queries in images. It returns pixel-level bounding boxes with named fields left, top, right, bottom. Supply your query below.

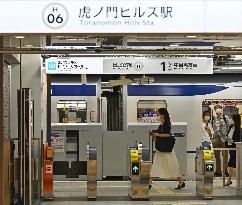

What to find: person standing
left=149, top=108, right=185, bottom=190
left=225, top=114, right=241, bottom=186
left=202, top=110, right=214, bottom=148
left=211, top=104, right=229, bottom=177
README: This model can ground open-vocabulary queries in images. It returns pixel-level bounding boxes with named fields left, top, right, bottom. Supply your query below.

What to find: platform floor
left=41, top=180, right=242, bottom=205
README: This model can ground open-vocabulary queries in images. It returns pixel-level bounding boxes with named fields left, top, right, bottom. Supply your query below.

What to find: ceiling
left=3, top=34, right=242, bottom=49
left=2, top=34, right=242, bottom=72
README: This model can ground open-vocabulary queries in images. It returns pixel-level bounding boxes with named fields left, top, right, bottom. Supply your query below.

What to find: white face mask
left=204, top=116, right=210, bottom=121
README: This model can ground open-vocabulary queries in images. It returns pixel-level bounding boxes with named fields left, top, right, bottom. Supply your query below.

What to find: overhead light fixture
left=24, top=44, right=33, bottom=47
left=221, top=67, right=242, bottom=70
left=65, top=38, right=86, bottom=41
left=66, top=38, right=78, bottom=41
left=77, top=38, right=86, bottom=41
left=186, top=35, right=197, bottom=38
left=169, top=44, right=179, bottom=47
left=229, top=46, right=236, bottom=48
left=15, top=36, right=25, bottom=39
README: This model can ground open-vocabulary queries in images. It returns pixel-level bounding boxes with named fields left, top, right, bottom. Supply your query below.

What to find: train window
left=202, top=105, right=211, bottom=116
left=57, top=100, right=87, bottom=123
left=202, top=99, right=242, bottom=120
left=223, top=106, right=239, bottom=118
left=137, top=100, right=167, bottom=123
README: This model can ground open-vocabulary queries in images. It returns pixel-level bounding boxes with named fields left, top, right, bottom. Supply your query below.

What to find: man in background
left=212, top=104, right=229, bottom=177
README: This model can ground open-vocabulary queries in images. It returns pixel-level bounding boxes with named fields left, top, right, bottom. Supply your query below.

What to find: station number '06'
left=42, top=3, right=69, bottom=29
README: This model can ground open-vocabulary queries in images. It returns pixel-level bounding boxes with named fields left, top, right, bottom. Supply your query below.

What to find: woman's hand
left=152, top=133, right=160, bottom=137
left=148, top=131, right=153, bottom=136
left=229, top=139, right=234, bottom=144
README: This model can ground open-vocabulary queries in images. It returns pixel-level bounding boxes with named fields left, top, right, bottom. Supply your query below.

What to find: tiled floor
left=41, top=180, right=242, bottom=205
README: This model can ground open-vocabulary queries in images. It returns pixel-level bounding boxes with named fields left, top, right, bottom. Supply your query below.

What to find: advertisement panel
left=51, top=133, right=64, bottom=152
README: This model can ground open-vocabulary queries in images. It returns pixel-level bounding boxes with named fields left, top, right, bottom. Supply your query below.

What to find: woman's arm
left=208, top=123, right=214, bottom=138
left=153, top=133, right=170, bottom=138
left=152, top=123, right=171, bottom=138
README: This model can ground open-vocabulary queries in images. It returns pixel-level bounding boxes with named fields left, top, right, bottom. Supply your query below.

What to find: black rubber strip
left=187, top=151, right=196, bottom=154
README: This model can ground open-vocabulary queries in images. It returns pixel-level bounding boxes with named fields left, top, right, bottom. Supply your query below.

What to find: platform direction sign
left=45, top=57, right=213, bottom=74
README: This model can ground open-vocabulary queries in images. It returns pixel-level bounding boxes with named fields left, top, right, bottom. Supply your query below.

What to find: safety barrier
left=43, top=144, right=97, bottom=201
left=129, top=142, right=150, bottom=200
left=43, top=144, right=54, bottom=200
left=86, top=144, right=97, bottom=200
left=195, top=143, right=242, bottom=198
left=195, top=147, right=214, bottom=199
left=213, top=143, right=242, bottom=191
left=236, top=142, right=242, bottom=193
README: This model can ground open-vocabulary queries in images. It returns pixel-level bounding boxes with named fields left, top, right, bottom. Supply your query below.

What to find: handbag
left=155, top=134, right=176, bottom=152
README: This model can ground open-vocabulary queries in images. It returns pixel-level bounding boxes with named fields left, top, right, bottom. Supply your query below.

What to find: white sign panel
left=103, top=58, right=213, bottom=74
left=0, top=0, right=242, bottom=33
left=45, top=57, right=103, bottom=74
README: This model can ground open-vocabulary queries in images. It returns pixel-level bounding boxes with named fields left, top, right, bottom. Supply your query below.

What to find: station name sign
left=45, top=57, right=213, bottom=74
left=0, top=0, right=242, bottom=33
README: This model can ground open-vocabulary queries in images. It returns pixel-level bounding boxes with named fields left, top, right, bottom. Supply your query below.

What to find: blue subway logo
left=48, top=62, right=57, bottom=70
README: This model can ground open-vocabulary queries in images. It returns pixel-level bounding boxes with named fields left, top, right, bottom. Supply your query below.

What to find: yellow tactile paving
left=155, top=186, right=176, bottom=195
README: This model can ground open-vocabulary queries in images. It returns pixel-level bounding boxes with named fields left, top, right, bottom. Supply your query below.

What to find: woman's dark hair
left=202, top=110, right=211, bottom=119
left=158, top=108, right=171, bottom=125
left=232, top=114, right=241, bottom=130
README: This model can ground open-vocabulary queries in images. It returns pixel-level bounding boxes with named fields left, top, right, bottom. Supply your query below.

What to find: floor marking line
left=153, top=202, right=207, bottom=205
left=55, top=185, right=130, bottom=188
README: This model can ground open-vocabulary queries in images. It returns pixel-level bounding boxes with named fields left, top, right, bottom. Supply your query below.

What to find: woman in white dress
left=149, top=108, right=185, bottom=190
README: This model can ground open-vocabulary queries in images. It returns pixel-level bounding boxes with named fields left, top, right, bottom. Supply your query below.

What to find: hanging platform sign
left=45, top=57, right=213, bottom=74
left=45, top=57, right=103, bottom=74
left=0, top=0, right=242, bottom=33
left=103, top=57, right=213, bottom=74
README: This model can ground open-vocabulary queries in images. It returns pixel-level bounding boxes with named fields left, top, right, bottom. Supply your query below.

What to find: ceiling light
left=64, top=38, right=86, bottom=41
left=221, top=67, right=242, bottom=70
left=229, top=46, right=236, bottom=48
left=186, top=35, right=197, bottom=38
left=24, top=44, right=33, bottom=47
left=66, top=38, right=78, bottom=41
left=169, top=44, right=179, bottom=47
left=77, top=38, right=86, bottom=41
left=15, top=36, right=25, bottom=39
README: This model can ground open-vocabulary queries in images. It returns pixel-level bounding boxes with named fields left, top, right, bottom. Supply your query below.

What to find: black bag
left=155, top=134, right=176, bottom=152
